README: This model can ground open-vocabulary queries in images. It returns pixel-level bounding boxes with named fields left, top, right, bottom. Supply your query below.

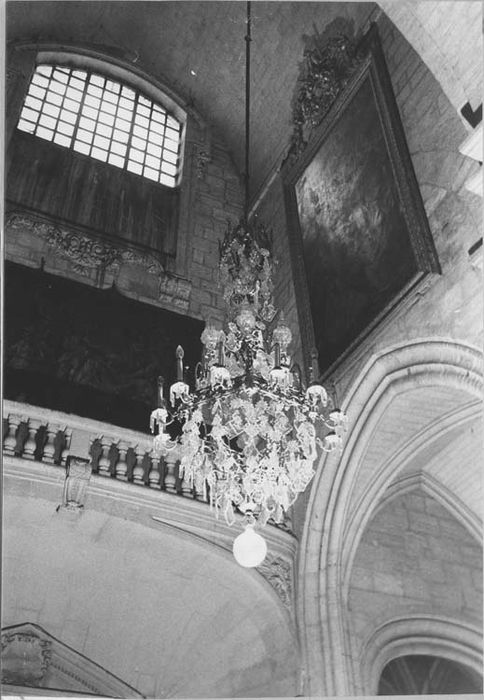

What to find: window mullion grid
left=91, top=73, right=108, bottom=158
left=71, top=69, right=92, bottom=155
left=125, top=92, right=140, bottom=172
left=55, top=69, right=76, bottom=148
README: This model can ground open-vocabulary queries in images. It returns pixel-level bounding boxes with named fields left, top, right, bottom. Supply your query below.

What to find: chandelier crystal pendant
left=150, top=2, right=347, bottom=567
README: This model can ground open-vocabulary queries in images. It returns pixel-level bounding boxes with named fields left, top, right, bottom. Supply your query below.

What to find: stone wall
left=347, top=489, right=483, bottom=689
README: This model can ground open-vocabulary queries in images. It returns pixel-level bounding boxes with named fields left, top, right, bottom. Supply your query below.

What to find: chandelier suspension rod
left=244, top=0, right=252, bottom=226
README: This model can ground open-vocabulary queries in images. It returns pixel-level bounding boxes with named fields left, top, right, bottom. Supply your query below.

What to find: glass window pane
left=93, top=134, right=109, bottom=150
left=166, top=115, right=179, bottom=130
left=82, top=105, right=99, bottom=120
left=77, top=129, right=93, bottom=144
left=145, top=154, right=160, bottom=170
left=73, top=140, right=91, bottom=155
left=99, top=110, right=115, bottom=126
left=119, top=97, right=134, bottom=110
left=166, top=127, right=179, bottom=142
left=39, top=114, right=57, bottom=130
left=53, top=69, right=69, bottom=84
left=46, top=91, right=63, bottom=106
left=111, top=141, right=127, bottom=156
left=90, top=74, right=105, bottom=87
left=43, top=102, right=60, bottom=119
left=87, top=84, right=103, bottom=98
left=32, top=74, right=49, bottom=88
left=96, top=122, right=113, bottom=139
left=161, top=161, right=177, bottom=176
left=149, top=120, right=164, bottom=135
left=122, top=86, right=135, bottom=100
left=146, top=143, right=161, bottom=159
left=127, top=161, right=142, bottom=175
left=59, top=108, right=77, bottom=124
left=113, top=128, right=129, bottom=143
left=91, top=147, right=108, bottom=162
left=114, top=117, right=130, bottom=132
left=63, top=98, right=80, bottom=113
left=105, top=79, right=120, bottom=94
left=136, top=105, right=150, bottom=118
left=163, top=148, right=177, bottom=164
left=58, top=121, right=75, bottom=136
left=160, top=173, right=176, bottom=187
left=132, top=136, right=146, bottom=150
left=36, top=126, right=54, bottom=141
left=104, top=90, right=118, bottom=104
left=37, top=65, right=53, bottom=77
left=100, top=100, right=116, bottom=115
left=84, top=94, right=101, bottom=110
left=133, top=125, right=148, bottom=140
left=53, top=133, right=72, bottom=148
left=50, top=81, right=67, bottom=96
left=138, top=95, right=150, bottom=107
left=65, top=86, right=82, bottom=102
left=164, top=138, right=179, bottom=153
left=143, top=166, right=159, bottom=181
left=29, top=84, right=46, bottom=100
left=108, top=153, right=125, bottom=168
left=128, top=148, right=144, bottom=163
left=17, top=118, right=36, bottom=134
left=117, top=107, right=132, bottom=122
left=79, top=116, right=96, bottom=131
left=135, top=115, right=149, bottom=129
left=152, top=110, right=166, bottom=124
left=21, top=107, right=40, bottom=123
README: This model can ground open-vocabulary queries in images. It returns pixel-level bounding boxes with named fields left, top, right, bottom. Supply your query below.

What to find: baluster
left=194, top=476, right=208, bottom=502
left=23, top=418, right=43, bottom=460
left=164, top=455, right=177, bottom=493
left=180, top=467, right=194, bottom=499
left=3, top=414, right=22, bottom=455
left=61, top=429, right=72, bottom=465
left=98, top=436, right=113, bottom=477
left=132, top=446, right=146, bottom=485
left=115, top=441, right=129, bottom=481
left=148, top=454, right=162, bottom=489
left=43, top=423, right=61, bottom=464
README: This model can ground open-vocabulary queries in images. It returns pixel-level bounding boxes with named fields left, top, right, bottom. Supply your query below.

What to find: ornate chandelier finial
left=150, top=2, right=347, bottom=567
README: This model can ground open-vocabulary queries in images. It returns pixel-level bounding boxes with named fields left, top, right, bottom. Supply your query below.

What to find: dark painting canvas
left=295, top=76, right=417, bottom=371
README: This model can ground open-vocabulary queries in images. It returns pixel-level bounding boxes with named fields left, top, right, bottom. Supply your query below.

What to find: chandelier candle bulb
left=176, top=345, right=184, bottom=381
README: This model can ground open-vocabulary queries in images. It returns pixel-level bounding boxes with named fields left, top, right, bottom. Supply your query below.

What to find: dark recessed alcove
left=4, top=261, right=203, bottom=432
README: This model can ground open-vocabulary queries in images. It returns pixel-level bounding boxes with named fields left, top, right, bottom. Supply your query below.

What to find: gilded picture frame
left=281, top=25, right=440, bottom=378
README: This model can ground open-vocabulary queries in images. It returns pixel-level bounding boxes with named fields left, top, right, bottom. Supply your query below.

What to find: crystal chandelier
left=150, top=2, right=347, bottom=567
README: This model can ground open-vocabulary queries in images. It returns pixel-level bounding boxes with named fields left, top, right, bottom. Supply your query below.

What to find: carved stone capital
left=257, top=555, right=293, bottom=610
left=1, top=631, right=52, bottom=685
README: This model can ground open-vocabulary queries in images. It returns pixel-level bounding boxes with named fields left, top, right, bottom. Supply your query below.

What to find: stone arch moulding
left=297, top=339, right=483, bottom=697
left=360, top=614, right=483, bottom=695
left=341, top=398, right=482, bottom=598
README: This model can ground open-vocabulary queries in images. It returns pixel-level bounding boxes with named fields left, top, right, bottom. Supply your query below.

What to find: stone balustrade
left=2, top=399, right=204, bottom=500
left=2, top=399, right=293, bottom=530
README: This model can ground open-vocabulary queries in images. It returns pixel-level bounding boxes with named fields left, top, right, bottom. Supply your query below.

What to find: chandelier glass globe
left=232, top=524, right=268, bottom=568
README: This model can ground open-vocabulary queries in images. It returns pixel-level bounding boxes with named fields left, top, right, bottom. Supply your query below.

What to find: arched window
left=17, top=64, right=182, bottom=188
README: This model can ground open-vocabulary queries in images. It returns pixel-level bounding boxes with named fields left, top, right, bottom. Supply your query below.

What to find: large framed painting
left=282, top=25, right=440, bottom=378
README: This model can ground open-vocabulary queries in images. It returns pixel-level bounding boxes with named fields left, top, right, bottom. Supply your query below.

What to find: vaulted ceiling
left=7, top=1, right=376, bottom=199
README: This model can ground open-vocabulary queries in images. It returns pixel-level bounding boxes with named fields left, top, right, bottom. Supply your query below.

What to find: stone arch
left=360, top=615, right=483, bottom=695
left=298, top=339, right=482, bottom=697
